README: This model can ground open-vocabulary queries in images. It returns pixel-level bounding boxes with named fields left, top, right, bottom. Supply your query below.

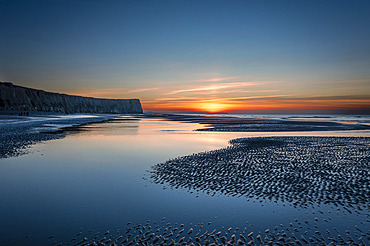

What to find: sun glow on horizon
left=195, top=102, right=231, bottom=113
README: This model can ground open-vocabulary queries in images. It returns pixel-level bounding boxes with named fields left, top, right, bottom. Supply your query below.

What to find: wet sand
left=2, top=114, right=369, bottom=245
left=54, top=136, right=369, bottom=245
left=149, top=137, right=369, bottom=212
left=2, top=113, right=368, bottom=159
left=147, top=113, right=370, bottom=132
left=0, top=114, right=121, bottom=158
left=54, top=216, right=369, bottom=245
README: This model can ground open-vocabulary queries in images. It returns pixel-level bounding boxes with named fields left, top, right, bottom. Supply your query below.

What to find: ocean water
left=0, top=115, right=368, bottom=245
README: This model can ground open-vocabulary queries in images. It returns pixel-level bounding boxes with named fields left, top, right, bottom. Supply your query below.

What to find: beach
left=0, top=113, right=369, bottom=245
left=0, top=114, right=120, bottom=158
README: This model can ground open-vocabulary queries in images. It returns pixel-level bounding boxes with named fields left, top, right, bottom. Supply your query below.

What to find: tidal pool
left=0, top=116, right=368, bottom=245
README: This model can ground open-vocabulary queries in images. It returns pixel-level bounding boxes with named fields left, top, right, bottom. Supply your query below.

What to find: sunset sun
left=197, top=102, right=230, bottom=113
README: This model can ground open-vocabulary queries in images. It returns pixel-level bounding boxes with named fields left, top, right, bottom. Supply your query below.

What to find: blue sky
left=1, top=0, right=369, bottom=113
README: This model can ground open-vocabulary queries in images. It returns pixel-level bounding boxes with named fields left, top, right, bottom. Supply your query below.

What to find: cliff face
left=0, top=82, right=143, bottom=114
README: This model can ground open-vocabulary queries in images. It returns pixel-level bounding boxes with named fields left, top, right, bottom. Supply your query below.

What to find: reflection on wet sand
left=71, top=117, right=142, bottom=136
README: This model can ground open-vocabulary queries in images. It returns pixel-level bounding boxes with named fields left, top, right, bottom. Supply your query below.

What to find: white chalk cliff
left=0, top=82, right=143, bottom=114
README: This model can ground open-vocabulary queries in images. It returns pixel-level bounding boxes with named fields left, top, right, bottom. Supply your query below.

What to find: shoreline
left=146, top=113, right=370, bottom=132
left=0, top=113, right=137, bottom=159
left=2, top=112, right=370, bottom=159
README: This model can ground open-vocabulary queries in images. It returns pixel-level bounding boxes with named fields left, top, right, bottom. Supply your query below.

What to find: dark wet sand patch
left=0, top=126, right=64, bottom=158
left=149, top=137, right=370, bottom=212
left=0, top=115, right=118, bottom=159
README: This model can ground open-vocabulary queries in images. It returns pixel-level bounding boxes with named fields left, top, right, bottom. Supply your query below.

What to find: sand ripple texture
left=54, top=218, right=369, bottom=246
left=0, top=125, right=63, bottom=158
left=150, top=137, right=370, bottom=212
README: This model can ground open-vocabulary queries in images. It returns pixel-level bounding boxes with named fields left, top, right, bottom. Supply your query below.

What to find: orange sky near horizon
left=69, top=76, right=370, bottom=114
left=141, top=98, right=370, bottom=114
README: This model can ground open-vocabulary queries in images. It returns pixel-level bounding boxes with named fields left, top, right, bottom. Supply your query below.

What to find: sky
left=1, top=0, right=370, bottom=114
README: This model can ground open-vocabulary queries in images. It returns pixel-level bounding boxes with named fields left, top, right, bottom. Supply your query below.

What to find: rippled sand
left=150, top=137, right=369, bottom=211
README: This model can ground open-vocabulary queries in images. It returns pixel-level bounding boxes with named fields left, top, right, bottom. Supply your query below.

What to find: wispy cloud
left=195, top=76, right=240, bottom=82
left=217, top=89, right=281, bottom=94
left=227, top=95, right=290, bottom=101
left=152, top=97, right=198, bottom=101
left=166, top=82, right=261, bottom=95
left=126, top=87, right=162, bottom=93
